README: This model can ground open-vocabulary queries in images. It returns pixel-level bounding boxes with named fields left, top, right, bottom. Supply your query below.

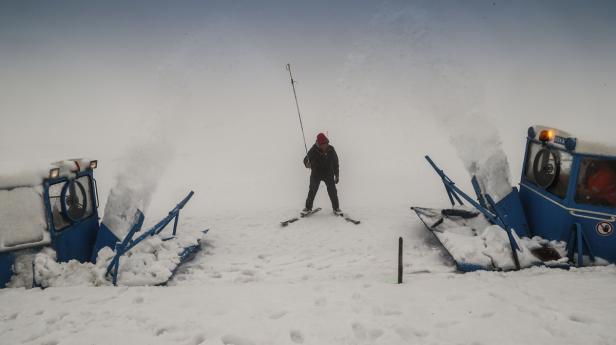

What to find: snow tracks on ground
left=2, top=207, right=616, bottom=345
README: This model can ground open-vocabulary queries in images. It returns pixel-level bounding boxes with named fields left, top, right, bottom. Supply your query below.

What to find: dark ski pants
left=305, top=174, right=339, bottom=210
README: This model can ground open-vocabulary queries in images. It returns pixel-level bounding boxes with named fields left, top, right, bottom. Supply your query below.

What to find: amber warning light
left=539, top=129, right=554, bottom=142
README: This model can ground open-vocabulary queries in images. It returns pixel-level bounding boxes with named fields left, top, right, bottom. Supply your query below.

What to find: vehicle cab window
left=524, top=142, right=572, bottom=199
left=575, top=158, right=616, bottom=209
left=48, top=175, right=94, bottom=231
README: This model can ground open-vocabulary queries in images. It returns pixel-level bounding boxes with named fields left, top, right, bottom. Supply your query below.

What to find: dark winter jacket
left=303, top=144, right=339, bottom=178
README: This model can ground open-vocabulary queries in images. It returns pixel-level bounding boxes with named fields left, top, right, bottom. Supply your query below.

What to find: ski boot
left=301, top=207, right=312, bottom=216
left=333, top=208, right=343, bottom=216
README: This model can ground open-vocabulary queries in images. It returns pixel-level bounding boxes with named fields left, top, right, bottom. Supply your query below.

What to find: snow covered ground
left=2, top=2, right=616, bottom=345
left=2, top=207, right=616, bottom=345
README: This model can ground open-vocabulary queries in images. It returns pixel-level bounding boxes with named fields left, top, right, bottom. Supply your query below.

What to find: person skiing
left=303, top=133, right=341, bottom=215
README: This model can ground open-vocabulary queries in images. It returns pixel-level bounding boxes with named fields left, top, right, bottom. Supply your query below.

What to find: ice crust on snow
left=0, top=186, right=48, bottom=250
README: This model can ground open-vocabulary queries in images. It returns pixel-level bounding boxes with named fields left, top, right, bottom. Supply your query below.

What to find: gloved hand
left=334, top=175, right=339, bottom=184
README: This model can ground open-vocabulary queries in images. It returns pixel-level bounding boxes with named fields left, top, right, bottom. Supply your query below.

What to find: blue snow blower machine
left=413, top=126, right=616, bottom=272
left=0, top=159, right=205, bottom=288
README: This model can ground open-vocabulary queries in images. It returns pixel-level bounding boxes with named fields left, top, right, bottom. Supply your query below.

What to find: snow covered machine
left=0, top=159, right=205, bottom=288
left=413, top=126, right=616, bottom=272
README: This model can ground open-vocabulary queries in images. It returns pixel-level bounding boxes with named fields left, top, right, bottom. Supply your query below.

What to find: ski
left=301, top=207, right=322, bottom=218
left=336, top=212, right=361, bottom=225
left=280, top=207, right=322, bottom=227
left=345, top=217, right=361, bottom=225
left=280, top=217, right=299, bottom=227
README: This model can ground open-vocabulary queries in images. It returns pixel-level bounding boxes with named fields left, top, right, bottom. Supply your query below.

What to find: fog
left=1, top=1, right=615, bottom=218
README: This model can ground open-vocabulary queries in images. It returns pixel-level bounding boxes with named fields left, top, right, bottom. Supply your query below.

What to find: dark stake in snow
left=398, top=237, right=403, bottom=284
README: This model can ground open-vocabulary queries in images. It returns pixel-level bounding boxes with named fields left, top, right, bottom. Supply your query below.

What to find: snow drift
left=8, top=229, right=205, bottom=288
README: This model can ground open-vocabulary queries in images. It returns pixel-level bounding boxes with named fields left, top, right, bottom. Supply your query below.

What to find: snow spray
left=102, top=140, right=173, bottom=239
left=343, top=4, right=513, bottom=201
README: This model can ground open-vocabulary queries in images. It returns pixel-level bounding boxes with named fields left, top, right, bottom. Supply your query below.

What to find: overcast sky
left=1, top=1, right=615, bottom=213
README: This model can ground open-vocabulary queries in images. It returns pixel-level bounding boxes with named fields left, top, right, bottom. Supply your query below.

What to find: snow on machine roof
left=0, top=159, right=96, bottom=190
left=0, top=158, right=96, bottom=252
left=531, top=125, right=616, bottom=157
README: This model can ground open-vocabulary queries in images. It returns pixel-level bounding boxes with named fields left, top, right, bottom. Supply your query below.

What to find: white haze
left=102, top=139, right=174, bottom=237
left=1, top=2, right=615, bottom=218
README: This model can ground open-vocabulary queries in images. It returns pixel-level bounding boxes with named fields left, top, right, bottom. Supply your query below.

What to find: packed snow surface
left=2, top=208, right=616, bottom=345
left=2, top=2, right=616, bottom=344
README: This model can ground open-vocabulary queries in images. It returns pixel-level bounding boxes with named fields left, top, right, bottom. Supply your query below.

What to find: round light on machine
left=89, top=160, right=98, bottom=170
left=49, top=168, right=60, bottom=179
left=539, top=129, right=554, bottom=142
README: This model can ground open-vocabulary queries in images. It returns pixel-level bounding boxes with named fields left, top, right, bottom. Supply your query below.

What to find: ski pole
left=285, top=63, right=308, bottom=156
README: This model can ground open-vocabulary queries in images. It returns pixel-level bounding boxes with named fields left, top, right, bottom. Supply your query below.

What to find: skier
left=303, top=133, right=341, bottom=215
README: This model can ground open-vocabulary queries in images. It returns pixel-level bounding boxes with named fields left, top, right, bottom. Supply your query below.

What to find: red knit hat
left=316, top=133, right=329, bottom=145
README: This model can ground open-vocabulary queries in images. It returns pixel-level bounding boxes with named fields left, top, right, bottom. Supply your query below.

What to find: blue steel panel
left=456, top=262, right=489, bottom=273
left=566, top=154, right=616, bottom=262
left=51, top=216, right=100, bottom=263
left=570, top=216, right=616, bottom=262
left=91, top=223, right=120, bottom=263
left=519, top=184, right=572, bottom=241
left=494, top=188, right=530, bottom=237
left=44, top=171, right=101, bottom=263
left=519, top=143, right=616, bottom=263
left=519, top=137, right=574, bottom=241
left=90, top=223, right=120, bottom=263
left=0, top=252, right=15, bottom=288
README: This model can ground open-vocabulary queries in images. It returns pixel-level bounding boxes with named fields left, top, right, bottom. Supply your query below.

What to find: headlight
left=49, top=168, right=60, bottom=179
left=539, top=129, right=554, bottom=142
